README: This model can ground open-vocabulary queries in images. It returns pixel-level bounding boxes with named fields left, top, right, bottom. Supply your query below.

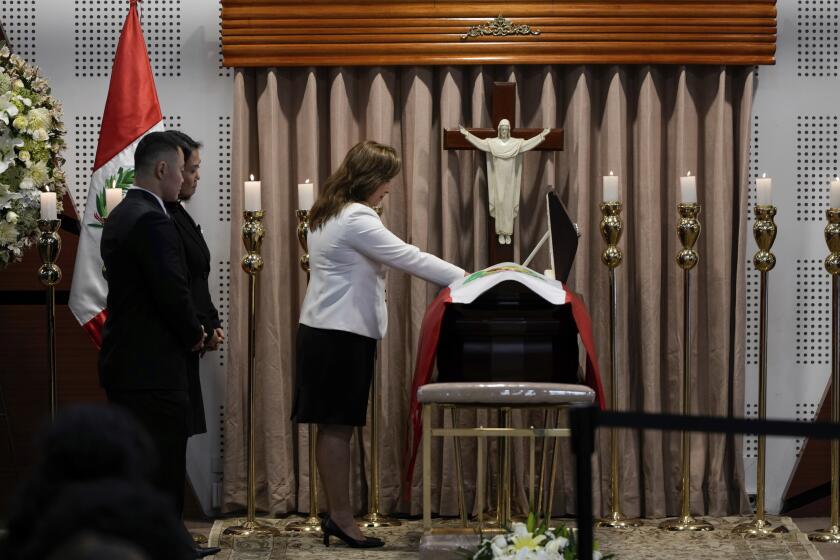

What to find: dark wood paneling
left=221, top=1, right=777, bottom=67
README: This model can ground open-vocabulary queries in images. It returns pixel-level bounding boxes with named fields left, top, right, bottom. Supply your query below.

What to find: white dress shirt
left=299, top=203, right=465, bottom=339
left=128, top=185, right=168, bottom=214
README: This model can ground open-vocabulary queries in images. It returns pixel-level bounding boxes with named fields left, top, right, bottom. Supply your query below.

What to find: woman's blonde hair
left=308, top=141, right=401, bottom=231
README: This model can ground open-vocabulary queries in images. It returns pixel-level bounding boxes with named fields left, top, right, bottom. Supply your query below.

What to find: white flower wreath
left=0, top=43, right=67, bottom=268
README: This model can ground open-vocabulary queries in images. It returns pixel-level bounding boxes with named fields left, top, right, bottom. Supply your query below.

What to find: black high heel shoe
left=321, top=517, right=385, bottom=548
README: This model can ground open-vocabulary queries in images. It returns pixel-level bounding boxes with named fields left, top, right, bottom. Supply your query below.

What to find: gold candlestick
left=222, top=210, right=283, bottom=543
left=359, top=204, right=400, bottom=528
left=596, top=202, right=642, bottom=529
left=296, top=209, right=311, bottom=278
left=37, top=219, right=62, bottom=421
left=809, top=207, right=840, bottom=543
left=286, top=209, right=322, bottom=534
left=359, top=363, right=401, bottom=527
left=660, top=203, right=713, bottom=532
left=734, top=205, right=786, bottom=537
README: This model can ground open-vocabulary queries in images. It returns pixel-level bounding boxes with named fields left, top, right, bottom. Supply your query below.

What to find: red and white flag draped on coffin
left=403, top=263, right=606, bottom=495
left=69, top=0, right=163, bottom=347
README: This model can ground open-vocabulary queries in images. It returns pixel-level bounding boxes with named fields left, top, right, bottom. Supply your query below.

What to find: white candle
left=244, top=174, right=261, bottom=212
left=105, top=188, right=122, bottom=216
left=680, top=172, right=697, bottom=204
left=832, top=177, right=840, bottom=209
left=756, top=173, right=772, bottom=206
left=298, top=179, right=315, bottom=210
left=603, top=171, right=619, bottom=202
left=39, top=191, right=56, bottom=220
left=544, top=269, right=555, bottom=280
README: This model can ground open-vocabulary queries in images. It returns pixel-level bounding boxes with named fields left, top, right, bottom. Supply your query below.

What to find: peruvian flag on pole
left=69, top=0, right=163, bottom=347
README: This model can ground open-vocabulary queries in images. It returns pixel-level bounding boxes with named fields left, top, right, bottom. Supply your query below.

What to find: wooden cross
left=443, top=82, right=563, bottom=264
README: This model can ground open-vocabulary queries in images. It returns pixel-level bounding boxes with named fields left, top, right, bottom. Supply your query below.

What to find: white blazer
left=299, top=203, right=465, bottom=339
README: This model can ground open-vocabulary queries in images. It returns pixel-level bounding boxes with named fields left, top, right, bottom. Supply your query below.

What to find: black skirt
left=291, top=324, right=377, bottom=426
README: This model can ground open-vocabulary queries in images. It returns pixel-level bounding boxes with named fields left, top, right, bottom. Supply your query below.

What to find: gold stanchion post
left=359, top=361, right=401, bottom=527
left=596, top=201, right=641, bottom=528
left=221, top=210, right=283, bottom=543
left=734, top=204, right=786, bottom=537
left=37, top=219, right=61, bottom=421
left=660, top=202, right=713, bottom=531
left=285, top=209, right=323, bottom=534
left=359, top=205, right=400, bottom=528
left=809, top=207, right=840, bottom=543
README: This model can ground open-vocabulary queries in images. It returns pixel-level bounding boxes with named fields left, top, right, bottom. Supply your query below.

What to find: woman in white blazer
left=292, top=141, right=465, bottom=548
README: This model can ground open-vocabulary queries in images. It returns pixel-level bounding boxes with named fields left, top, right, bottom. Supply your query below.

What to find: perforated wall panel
left=796, top=116, right=839, bottom=221
left=746, top=265, right=759, bottom=366
left=744, top=402, right=758, bottom=459
left=217, top=3, right=231, bottom=78
left=748, top=115, right=760, bottom=214
left=73, top=0, right=181, bottom=78
left=797, top=0, right=840, bottom=77
left=794, top=402, right=819, bottom=457
left=795, top=258, right=830, bottom=365
left=215, top=260, right=230, bottom=369
left=71, top=115, right=101, bottom=215
left=218, top=115, right=231, bottom=222
left=742, top=1, right=832, bottom=514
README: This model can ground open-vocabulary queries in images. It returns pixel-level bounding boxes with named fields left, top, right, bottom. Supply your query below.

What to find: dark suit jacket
left=99, top=189, right=204, bottom=394
left=166, top=200, right=222, bottom=435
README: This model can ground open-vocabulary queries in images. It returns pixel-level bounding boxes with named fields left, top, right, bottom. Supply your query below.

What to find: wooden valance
left=221, top=0, right=777, bottom=68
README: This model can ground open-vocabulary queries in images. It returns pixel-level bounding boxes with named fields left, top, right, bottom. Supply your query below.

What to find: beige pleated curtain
left=223, top=64, right=754, bottom=519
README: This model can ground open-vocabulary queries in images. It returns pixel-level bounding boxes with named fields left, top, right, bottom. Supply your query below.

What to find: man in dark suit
left=99, top=131, right=206, bottom=519
left=165, top=130, right=225, bottom=438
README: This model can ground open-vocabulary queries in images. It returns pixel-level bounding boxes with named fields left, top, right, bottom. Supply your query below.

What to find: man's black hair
left=134, top=131, right=182, bottom=175
left=166, top=130, right=203, bottom=162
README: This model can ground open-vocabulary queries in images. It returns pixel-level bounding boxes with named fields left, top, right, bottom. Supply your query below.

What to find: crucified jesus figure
left=460, top=119, right=550, bottom=245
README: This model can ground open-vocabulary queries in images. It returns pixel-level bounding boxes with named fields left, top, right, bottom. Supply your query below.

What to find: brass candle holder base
left=285, top=515, right=322, bottom=533
left=732, top=518, right=787, bottom=537
left=809, top=526, right=840, bottom=543
left=658, top=515, right=714, bottom=532
left=220, top=520, right=283, bottom=545
left=359, top=511, right=401, bottom=528
left=596, top=512, right=643, bottom=529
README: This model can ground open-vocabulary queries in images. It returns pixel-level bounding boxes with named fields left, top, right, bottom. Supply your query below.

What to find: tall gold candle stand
left=359, top=362, right=401, bottom=527
left=809, top=207, right=840, bottom=543
left=222, top=211, right=283, bottom=543
left=734, top=205, right=785, bottom=537
left=660, top=203, right=713, bottom=531
left=285, top=209, right=323, bottom=534
left=596, top=202, right=642, bottom=528
left=37, top=219, right=62, bottom=420
left=360, top=204, right=400, bottom=527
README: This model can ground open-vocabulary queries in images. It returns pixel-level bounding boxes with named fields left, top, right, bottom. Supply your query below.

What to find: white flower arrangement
left=468, top=514, right=612, bottom=560
left=0, top=43, right=67, bottom=268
